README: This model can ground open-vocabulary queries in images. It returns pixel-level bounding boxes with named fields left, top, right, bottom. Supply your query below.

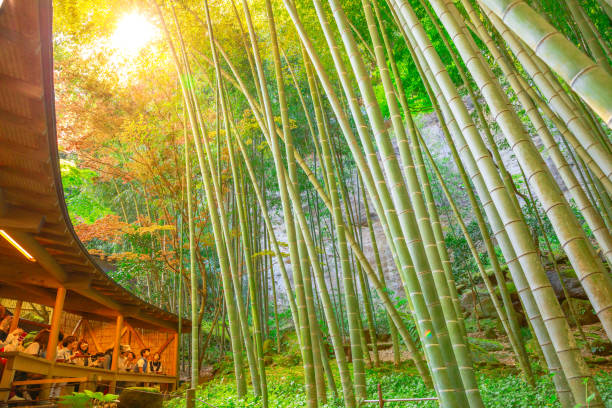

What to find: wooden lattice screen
left=0, top=301, right=176, bottom=375
left=61, top=313, right=176, bottom=374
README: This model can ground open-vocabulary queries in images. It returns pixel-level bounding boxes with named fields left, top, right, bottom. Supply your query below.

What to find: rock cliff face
left=267, top=99, right=570, bottom=310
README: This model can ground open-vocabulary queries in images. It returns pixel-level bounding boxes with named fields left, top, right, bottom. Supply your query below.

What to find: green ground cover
left=164, top=362, right=612, bottom=408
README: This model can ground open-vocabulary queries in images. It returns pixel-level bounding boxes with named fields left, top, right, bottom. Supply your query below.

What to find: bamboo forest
left=2, top=0, right=612, bottom=406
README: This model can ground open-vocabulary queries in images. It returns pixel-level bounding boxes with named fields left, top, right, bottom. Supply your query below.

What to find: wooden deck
left=0, top=352, right=176, bottom=401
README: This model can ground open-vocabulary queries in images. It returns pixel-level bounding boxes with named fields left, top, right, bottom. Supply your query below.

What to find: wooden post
left=0, top=363, right=15, bottom=401
left=377, top=383, right=384, bottom=408
left=186, top=388, right=195, bottom=408
left=46, top=287, right=66, bottom=362
left=172, top=331, right=179, bottom=390
left=109, top=314, right=124, bottom=394
left=9, top=300, right=22, bottom=332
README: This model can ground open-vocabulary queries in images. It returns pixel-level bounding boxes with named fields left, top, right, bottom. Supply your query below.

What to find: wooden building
left=0, top=0, right=189, bottom=400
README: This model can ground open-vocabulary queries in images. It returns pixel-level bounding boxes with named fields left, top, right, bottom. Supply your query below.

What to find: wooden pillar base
left=186, top=388, right=196, bottom=408
left=0, top=366, right=15, bottom=402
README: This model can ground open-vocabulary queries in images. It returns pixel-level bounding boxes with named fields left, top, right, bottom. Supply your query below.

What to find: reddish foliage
left=75, top=214, right=130, bottom=243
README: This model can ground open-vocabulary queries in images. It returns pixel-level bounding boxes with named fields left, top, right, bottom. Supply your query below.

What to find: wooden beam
left=156, top=334, right=175, bottom=355
left=76, top=287, right=122, bottom=312
left=172, top=332, right=179, bottom=381
left=54, top=255, right=90, bottom=266
left=62, top=274, right=91, bottom=291
left=82, top=319, right=101, bottom=353
left=121, top=305, right=140, bottom=317
left=71, top=318, right=83, bottom=336
left=109, top=314, right=124, bottom=394
left=0, top=73, right=43, bottom=100
left=0, top=26, right=41, bottom=49
left=0, top=141, right=47, bottom=162
left=125, top=323, right=146, bottom=350
left=111, top=315, right=123, bottom=371
left=0, top=207, right=46, bottom=233
left=0, top=166, right=50, bottom=184
left=12, top=377, right=87, bottom=386
left=8, top=283, right=55, bottom=305
left=0, top=108, right=46, bottom=134
left=0, top=189, right=8, bottom=216
left=9, top=300, right=22, bottom=332
left=3, top=229, right=67, bottom=282
left=46, top=287, right=66, bottom=362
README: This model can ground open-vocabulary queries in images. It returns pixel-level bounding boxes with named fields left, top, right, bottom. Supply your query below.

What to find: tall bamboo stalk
left=479, top=0, right=612, bottom=125
left=156, top=4, right=247, bottom=394
left=385, top=2, right=572, bottom=404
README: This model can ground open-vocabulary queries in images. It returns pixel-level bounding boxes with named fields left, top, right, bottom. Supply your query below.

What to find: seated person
left=73, top=340, right=91, bottom=367
left=22, top=329, right=50, bottom=358
left=0, top=316, right=12, bottom=342
left=90, top=353, right=106, bottom=368
left=56, top=336, right=78, bottom=363
left=136, top=348, right=150, bottom=373
left=117, top=344, right=131, bottom=371
left=102, top=348, right=113, bottom=370
left=13, top=330, right=50, bottom=401
left=124, top=351, right=137, bottom=372
left=1, top=328, right=26, bottom=351
left=149, top=352, right=163, bottom=374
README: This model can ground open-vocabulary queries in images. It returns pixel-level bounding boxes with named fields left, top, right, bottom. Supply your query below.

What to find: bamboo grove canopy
left=0, top=0, right=189, bottom=333
left=152, top=0, right=612, bottom=406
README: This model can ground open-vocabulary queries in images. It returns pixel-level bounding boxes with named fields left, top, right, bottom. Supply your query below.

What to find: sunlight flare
left=110, top=13, right=157, bottom=56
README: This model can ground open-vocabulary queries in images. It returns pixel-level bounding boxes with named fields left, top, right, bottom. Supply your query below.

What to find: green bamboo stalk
left=309, top=0, right=471, bottom=403
left=375, top=0, right=467, bottom=342
left=283, top=0, right=456, bottom=400
left=303, top=48, right=365, bottom=400
left=562, top=0, right=612, bottom=75
left=189, top=2, right=261, bottom=393
left=242, top=0, right=318, bottom=403
left=360, top=173, right=401, bottom=366
left=330, top=128, right=379, bottom=368
left=184, top=115, right=199, bottom=390
left=479, top=0, right=612, bottom=125
left=156, top=5, right=247, bottom=395
left=480, top=17, right=612, bottom=266
left=517, top=164, right=591, bottom=349
left=222, top=81, right=268, bottom=406
left=400, top=0, right=605, bottom=404
left=417, top=130, right=534, bottom=385
left=483, top=8, right=612, bottom=341
left=385, top=2, right=571, bottom=404
left=479, top=3, right=612, bottom=198
left=211, top=0, right=430, bottom=385
left=358, top=1, right=479, bottom=405
left=279, top=164, right=357, bottom=407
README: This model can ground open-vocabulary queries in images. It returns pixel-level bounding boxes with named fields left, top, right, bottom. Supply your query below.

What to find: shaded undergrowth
left=164, top=361, right=612, bottom=408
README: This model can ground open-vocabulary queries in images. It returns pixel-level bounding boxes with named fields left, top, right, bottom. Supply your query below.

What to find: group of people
left=54, top=336, right=165, bottom=374
left=1, top=327, right=165, bottom=374
left=0, top=305, right=165, bottom=375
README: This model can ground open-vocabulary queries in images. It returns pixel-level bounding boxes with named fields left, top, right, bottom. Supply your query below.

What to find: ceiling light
left=0, top=229, right=36, bottom=262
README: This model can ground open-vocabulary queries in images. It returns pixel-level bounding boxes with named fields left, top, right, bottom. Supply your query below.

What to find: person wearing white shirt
left=50, top=336, right=78, bottom=399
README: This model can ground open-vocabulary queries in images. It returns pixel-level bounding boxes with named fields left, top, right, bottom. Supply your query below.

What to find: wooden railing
left=362, top=384, right=439, bottom=407
left=0, top=352, right=176, bottom=401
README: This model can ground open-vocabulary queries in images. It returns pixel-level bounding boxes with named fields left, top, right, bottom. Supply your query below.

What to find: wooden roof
left=0, top=0, right=189, bottom=332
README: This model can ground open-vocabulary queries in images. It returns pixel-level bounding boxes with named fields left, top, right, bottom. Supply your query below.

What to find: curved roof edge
left=0, top=0, right=189, bottom=332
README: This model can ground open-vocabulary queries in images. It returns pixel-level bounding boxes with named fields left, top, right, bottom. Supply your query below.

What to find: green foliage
left=59, top=390, right=118, bottom=408
left=61, top=160, right=113, bottom=224
left=163, top=363, right=612, bottom=407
